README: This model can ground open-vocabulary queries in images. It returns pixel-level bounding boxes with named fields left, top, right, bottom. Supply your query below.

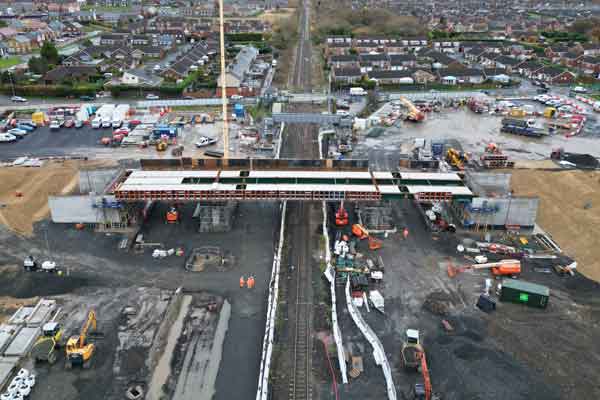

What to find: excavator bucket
left=351, top=224, right=368, bottom=240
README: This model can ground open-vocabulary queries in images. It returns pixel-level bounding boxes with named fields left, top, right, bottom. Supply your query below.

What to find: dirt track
left=511, top=170, right=600, bottom=281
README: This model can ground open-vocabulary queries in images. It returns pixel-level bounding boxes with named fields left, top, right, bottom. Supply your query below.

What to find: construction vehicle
left=335, top=202, right=349, bottom=226
left=480, top=143, right=514, bottom=169
left=401, top=329, right=432, bottom=400
left=400, top=97, right=425, bottom=122
left=166, top=207, right=179, bottom=224
left=23, top=256, right=38, bottom=271
left=65, top=311, right=97, bottom=369
left=31, top=320, right=63, bottom=364
left=351, top=224, right=383, bottom=250
left=445, top=148, right=468, bottom=170
left=447, top=259, right=521, bottom=278
left=351, top=224, right=382, bottom=249
left=156, top=140, right=168, bottom=151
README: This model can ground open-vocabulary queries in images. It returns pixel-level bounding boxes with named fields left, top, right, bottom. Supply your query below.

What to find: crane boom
left=218, top=0, right=229, bottom=159
left=419, top=351, right=432, bottom=400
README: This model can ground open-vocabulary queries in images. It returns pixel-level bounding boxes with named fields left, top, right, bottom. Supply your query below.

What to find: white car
left=0, top=133, right=17, bottom=143
left=10, top=96, right=27, bottom=103
left=558, top=105, right=573, bottom=113
left=16, top=369, right=28, bottom=380
left=25, top=374, right=35, bottom=388
left=230, top=94, right=243, bottom=100
left=1, top=393, right=13, bottom=400
left=195, top=136, right=217, bottom=148
left=17, top=383, right=30, bottom=397
left=41, top=260, right=57, bottom=273
left=572, top=86, right=587, bottom=93
left=534, top=95, right=550, bottom=102
left=7, top=128, right=27, bottom=137
left=146, top=94, right=159, bottom=100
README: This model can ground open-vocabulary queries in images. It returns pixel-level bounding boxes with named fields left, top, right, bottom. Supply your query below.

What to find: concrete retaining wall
left=255, top=201, right=287, bottom=400
left=345, top=278, right=396, bottom=400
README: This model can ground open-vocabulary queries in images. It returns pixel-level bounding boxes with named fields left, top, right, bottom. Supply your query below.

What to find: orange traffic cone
left=239, top=276, right=246, bottom=288
left=403, top=228, right=409, bottom=240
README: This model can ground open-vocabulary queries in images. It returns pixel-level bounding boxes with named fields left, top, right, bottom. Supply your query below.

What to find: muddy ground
left=0, top=200, right=280, bottom=400
left=320, top=200, right=600, bottom=400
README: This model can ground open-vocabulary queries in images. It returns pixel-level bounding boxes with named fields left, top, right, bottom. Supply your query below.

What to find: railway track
left=288, top=202, right=313, bottom=400
left=283, top=0, right=316, bottom=399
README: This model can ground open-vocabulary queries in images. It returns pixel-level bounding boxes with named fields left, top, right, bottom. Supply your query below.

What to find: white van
left=91, top=117, right=102, bottom=128
left=0, top=133, right=17, bottom=142
left=349, top=87, right=367, bottom=96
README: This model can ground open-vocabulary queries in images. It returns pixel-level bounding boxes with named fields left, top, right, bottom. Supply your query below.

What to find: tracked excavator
left=351, top=224, right=382, bottom=250
left=66, top=311, right=98, bottom=369
left=401, top=329, right=433, bottom=400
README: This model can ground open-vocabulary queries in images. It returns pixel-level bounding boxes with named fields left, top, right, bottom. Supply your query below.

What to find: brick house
left=328, top=55, right=360, bottom=69
left=579, top=56, right=600, bottom=77
left=412, top=69, right=437, bottom=84
left=326, top=42, right=351, bottom=57
left=331, top=67, right=362, bottom=84
left=368, top=69, right=414, bottom=85
left=389, top=54, right=416, bottom=70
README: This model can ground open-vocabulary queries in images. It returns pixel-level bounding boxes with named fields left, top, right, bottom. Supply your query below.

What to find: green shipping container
left=500, top=279, right=550, bottom=309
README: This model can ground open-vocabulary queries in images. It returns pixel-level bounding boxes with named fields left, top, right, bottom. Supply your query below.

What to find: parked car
left=572, top=86, right=588, bottom=94
left=80, top=95, right=95, bottom=101
left=18, top=121, right=36, bottom=130
left=128, top=120, right=141, bottom=128
left=146, top=94, right=159, bottom=100
left=7, top=128, right=27, bottom=138
left=16, top=124, right=34, bottom=132
left=230, top=94, right=243, bottom=100
left=0, top=132, right=17, bottom=142
left=11, top=96, right=27, bottom=103
left=49, top=120, right=61, bottom=131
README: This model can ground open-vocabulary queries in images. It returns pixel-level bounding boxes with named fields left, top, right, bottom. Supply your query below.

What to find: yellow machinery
left=31, top=321, right=63, bottom=364
left=400, top=97, right=425, bottom=122
left=445, top=148, right=468, bottom=170
left=156, top=140, right=168, bottom=151
left=543, top=107, right=556, bottom=118
left=66, top=311, right=97, bottom=369
left=509, top=108, right=525, bottom=118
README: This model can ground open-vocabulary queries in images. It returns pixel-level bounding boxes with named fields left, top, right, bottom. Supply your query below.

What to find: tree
left=28, top=57, right=50, bottom=75
left=82, top=39, right=93, bottom=48
left=0, top=20, right=7, bottom=28
left=40, top=41, right=59, bottom=65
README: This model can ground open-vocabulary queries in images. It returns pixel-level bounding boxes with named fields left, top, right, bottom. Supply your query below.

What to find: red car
left=113, top=128, right=130, bottom=136
left=128, top=120, right=141, bottom=128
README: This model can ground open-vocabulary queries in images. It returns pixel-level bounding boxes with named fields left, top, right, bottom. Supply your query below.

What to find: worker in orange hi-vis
left=239, top=276, right=246, bottom=288
left=247, top=275, right=255, bottom=289
left=403, top=227, right=409, bottom=240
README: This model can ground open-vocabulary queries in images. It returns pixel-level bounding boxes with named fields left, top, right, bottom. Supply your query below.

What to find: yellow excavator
left=65, top=310, right=97, bottom=369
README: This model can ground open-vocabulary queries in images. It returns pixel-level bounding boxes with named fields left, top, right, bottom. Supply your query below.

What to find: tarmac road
left=0, top=125, right=110, bottom=160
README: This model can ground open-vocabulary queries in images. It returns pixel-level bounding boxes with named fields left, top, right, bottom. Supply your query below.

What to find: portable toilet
left=234, top=103, right=245, bottom=119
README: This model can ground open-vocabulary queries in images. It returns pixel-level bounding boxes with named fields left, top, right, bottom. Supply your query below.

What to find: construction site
left=0, top=1, right=599, bottom=400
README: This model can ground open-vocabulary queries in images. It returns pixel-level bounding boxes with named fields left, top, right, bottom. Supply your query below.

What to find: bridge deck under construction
left=112, top=170, right=473, bottom=202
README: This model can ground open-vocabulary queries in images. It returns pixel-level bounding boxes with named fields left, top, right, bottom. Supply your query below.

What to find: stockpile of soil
left=510, top=170, right=600, bottom=281
left=0, top=161, right=79, bottom=236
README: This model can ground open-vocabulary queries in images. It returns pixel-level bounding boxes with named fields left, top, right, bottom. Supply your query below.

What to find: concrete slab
left=27, top=299, right=56, bottom=327
left=0, top=325, right=20, bottom=354
left=7, top=306, right=34, bottom=325
left=3, top=326, right=39, bottom=357
left=0, top=357, right=18, bottom=390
